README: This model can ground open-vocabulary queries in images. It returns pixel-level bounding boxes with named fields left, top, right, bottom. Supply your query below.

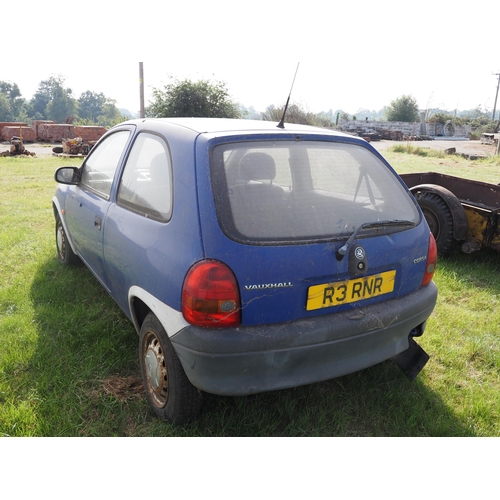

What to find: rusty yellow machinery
left=401, top=172, right=500, bottom=255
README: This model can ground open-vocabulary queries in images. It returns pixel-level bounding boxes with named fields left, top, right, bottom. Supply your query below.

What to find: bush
left=262, top=103, right=334, bottom=127
left=146, top=78, right=241, bottom=119
left=386, top=95, right=419, bottom=122
left=428, top=112, right=465, bottom=126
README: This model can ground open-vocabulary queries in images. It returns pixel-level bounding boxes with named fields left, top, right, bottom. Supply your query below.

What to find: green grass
left=389, top=143, right=446, bottom=158
left=384, top=144, right=500, bottom=184
left=1, top=152, right=500, bottom=436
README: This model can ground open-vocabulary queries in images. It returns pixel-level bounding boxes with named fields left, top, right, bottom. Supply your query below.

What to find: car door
left=103, top=131, right=176, bottom=313
left=64, top=129, right=132, bottom=287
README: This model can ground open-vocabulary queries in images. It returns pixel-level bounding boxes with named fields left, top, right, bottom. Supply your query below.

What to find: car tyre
left=139, top=312, right=202, bottom=424
left=55, top=216, right=80, bottom=266
left=415, top=191, right=455, bottom=255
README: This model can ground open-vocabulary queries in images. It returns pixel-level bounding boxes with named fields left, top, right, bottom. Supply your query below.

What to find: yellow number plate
left=306, top=270, right=396, bottom=311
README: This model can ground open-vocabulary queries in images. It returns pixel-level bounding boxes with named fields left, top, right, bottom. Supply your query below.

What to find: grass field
left=1, top=148, right=499, bottom=437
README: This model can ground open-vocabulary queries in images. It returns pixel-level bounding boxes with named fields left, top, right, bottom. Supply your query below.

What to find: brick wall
left=1, top=121, right=108, bottom=143
left=0, top=122, right=28, bottom=140
left=2, top=126, right=37, bottom=142
left=74, top=126, right=107, bottom=142
left=37, top=124, right=76, bottom=142
left=31, top=120, right=55, bottom=135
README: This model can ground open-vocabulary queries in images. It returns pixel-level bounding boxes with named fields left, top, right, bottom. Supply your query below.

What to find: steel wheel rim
left=143, top=330, right=168, bottom=408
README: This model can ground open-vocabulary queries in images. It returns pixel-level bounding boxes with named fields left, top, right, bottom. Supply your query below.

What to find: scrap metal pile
left=53, top=137, right=97, bottom=157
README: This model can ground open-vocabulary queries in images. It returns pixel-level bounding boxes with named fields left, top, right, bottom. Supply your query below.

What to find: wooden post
left=139, top=62, right=145, bottom=119
left=493, top=72, right=500, bottom=121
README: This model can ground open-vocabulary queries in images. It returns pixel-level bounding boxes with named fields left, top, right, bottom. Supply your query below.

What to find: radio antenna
left=277, top=62, right=300, bottom=129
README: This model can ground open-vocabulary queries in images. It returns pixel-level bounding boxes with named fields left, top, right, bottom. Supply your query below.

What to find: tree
left=46, top=85, right=77, bottom=123
left=97, top=100, right=126, bottom=127
left=262, top=102, right=333, bottom=127
left=0, top=93, right=11, bottom=121
left=239, top=104, right=261, bottom=120
left=30, top=76, right=60, bottom=117
left=29, top=76, right=76, bottom=122
left=386, top=94, right=420, bottom=122
left=76, top=91, right=125, bottom=126
left=0, top=81, right=26, bottom=121
left=146, top=78, right=241, bottom=118
left=78, top=91, right=107, bottom=122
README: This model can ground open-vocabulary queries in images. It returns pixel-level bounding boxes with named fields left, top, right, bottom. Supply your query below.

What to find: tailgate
left=195, top=135, right=426, bottom=325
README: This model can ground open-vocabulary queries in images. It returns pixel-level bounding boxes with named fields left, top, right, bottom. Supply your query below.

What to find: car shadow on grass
left=29, top=256, right=145, bottom=436
left=29, top=256, right=473, bottom=437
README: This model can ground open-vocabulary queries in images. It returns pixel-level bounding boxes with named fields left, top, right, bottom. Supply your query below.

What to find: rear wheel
left=415, top=191, right=456, bottom=255
left=139, top=312, right=202, bottom=424
left=55, top=216, right=80, bottom=266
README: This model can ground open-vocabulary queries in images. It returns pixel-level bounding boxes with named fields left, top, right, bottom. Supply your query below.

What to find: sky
left=3, top=0, right=499, bottom=117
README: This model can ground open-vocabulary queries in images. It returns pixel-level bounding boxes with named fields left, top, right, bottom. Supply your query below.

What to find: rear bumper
left=171, top=282, right=437, bottom=396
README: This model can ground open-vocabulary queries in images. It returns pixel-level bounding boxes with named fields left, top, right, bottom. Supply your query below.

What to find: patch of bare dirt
left=86, top=375, right=144, bottom=401
left=102, top=375, right=144, bottom=401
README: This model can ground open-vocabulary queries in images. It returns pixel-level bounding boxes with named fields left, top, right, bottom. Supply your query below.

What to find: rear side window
left=117, top=133, right=173, bottom=222
left=211, top=140, right=419, bottom=244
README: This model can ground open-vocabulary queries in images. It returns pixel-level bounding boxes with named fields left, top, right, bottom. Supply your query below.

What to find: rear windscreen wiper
left=337, top=220, right=416, bottom=259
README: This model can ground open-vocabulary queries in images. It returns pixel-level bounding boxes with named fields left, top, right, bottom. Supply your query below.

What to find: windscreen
left=211, top=140, right=420, bottom=244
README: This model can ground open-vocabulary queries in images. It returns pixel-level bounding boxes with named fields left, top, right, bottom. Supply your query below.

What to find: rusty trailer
left=401, top=172, right=500, bottom=255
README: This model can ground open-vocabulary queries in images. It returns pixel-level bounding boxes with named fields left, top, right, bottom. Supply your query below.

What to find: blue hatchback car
left=53, top=118, right=438, bottom=423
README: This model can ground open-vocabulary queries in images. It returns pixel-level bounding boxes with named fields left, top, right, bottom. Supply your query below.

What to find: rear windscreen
left=211, top=140, right=420, bottom=244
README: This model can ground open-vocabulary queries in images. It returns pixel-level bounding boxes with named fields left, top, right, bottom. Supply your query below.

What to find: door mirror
left=55, top=167, right=81, bottom=185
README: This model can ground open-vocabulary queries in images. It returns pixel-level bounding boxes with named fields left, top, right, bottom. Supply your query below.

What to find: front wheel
left=139, top=313, right=202, bottom=424
left=55, top=216, right=80, bottom=266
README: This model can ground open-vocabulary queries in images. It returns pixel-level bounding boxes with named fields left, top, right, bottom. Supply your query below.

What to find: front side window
left=211, top=140, right=420, bottom=244
left=80, top=130, right=130, bottom=198
left=117, top=133, right=173, bottom=222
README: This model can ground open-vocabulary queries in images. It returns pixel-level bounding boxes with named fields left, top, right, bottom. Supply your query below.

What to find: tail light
left=182, top=260, right=241, bottom=328
left=421, top=232, right=437, bottom=287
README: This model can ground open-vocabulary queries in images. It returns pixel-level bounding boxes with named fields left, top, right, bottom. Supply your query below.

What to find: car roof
left=126, top=117, right=354, bottom=139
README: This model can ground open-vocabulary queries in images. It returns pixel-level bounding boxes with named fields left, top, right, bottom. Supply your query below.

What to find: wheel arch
left=130, top=296, right=151, bottom=334
left=128, top=285, right=189, bottom=337
left=52, top=198, right=78, bottom=255
left=409, top=184, right=468, bottom=241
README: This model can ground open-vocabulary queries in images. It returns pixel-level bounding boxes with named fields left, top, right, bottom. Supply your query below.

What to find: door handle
left=94, top=216, right=102, bottom=231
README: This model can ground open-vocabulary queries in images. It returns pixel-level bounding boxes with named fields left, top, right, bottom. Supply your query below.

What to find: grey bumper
left=171, top=282, right=437, bottom=396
